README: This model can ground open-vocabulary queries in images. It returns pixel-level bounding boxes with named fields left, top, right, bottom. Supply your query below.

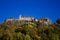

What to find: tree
left=24, top=34, right=31, bottom=40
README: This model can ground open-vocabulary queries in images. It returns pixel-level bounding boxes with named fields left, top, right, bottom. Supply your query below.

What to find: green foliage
left=24, top=34, right=31, bottom=40
left=0, top=22, right=60, bottom=40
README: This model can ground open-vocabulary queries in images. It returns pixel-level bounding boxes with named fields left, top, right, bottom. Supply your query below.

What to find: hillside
left=0, top=20, right=60, bottom=40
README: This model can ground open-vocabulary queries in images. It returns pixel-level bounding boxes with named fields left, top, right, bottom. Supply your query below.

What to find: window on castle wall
left=45, top=19, right=47, bottom=21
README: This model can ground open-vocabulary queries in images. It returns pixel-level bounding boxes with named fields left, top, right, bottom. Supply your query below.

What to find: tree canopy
left=0, top=19, right=60, bottom=40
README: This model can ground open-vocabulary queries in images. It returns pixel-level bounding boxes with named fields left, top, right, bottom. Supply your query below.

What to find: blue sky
left=0, top=0, right=60, bottom=23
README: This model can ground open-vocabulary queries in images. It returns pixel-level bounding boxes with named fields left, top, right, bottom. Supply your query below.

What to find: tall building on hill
left=6, top=17, right=15, bottom=22
left=19, top=15, right=34, bottom=21
left=5, top=15, right=51, bottom=25
left=5, top=15, right=35, bottom=22
left=38, top=18, right=51, bottom=25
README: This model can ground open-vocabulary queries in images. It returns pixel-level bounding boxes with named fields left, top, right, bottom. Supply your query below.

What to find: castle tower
left=19, top=14, right=22, bottom=20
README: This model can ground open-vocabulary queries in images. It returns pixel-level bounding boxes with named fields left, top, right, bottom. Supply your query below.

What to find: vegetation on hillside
left=0, top=18, right=60, bottom=40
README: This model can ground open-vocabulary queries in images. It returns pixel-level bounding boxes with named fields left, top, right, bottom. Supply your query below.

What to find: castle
left=5, top=15, right=51, bottom=25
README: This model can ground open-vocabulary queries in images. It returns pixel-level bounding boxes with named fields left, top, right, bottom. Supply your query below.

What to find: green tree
left=24, top=34, right=31, bottom=40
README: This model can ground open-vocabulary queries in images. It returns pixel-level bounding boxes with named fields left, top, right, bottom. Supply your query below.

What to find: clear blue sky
left=0, top=0, right=60, bottom=23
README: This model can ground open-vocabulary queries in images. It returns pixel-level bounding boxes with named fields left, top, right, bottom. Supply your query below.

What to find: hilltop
left=0, top=15, right=60, bottom=40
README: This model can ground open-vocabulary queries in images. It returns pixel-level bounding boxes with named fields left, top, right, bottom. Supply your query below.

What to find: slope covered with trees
left=0, top=19, right=60, bottom=40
